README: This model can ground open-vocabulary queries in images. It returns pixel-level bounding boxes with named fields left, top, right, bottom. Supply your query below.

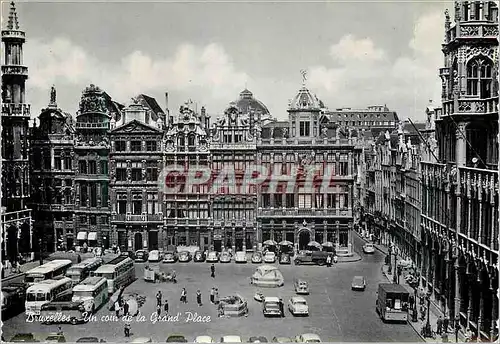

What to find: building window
left=188, top=135, right=196, bottom=152
left=101, top=216, right=108, bottom=225
left=299, top=121, right=310, bottom=136
left=131, top=162, right=142, bottom=181
left=79, top=161, right=87, bottom=174
left=117, top=193, right=127, bottom=214
left=64, top=156, right=72, bottom=170
left=54, top=150, right=62, bottom=170
left=466, top=57, right=493, bottom=98
left=146, top=164, right=158, bottom=182
left=100, top=161, right=108, bottom=174
left=90, top=215, right=97, bottom=225
left=285, top=194, right=294, bottom=208
left=132, top=194, right=142, bottom=215
left=80, top=215, right=87, bottom=224
left=274, top=194, right=283, bottom=208
left=115, top=140, right=126, bottom=152
left=101, top=183, right=108, bottom=206
left=131, top=141, right=142, bottom=152
left=262, top=194, right=271, bottom=207
left=90, top=183, right=97, bottom=207
left=147, top=193, right=158, bottom=214
left=88, top=161, right=97, bottom=174
left=146, top=141, right=157, bottom=152
left=116, top=168, right=127, bottom=181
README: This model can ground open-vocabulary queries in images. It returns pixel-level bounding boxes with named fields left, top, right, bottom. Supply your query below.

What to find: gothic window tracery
left=466, top=57, right=493, bottom=98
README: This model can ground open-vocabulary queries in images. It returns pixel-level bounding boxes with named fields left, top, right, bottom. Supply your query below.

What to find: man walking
left=214, top=288, right=219, bottom=304
left=156, top=291, right=162, bottom=307
left=210, top=287, right=215, bottom=304
left=197, top=290, right=202, bottom=306
left=123, top=301, right=129, bottom=316
left=443, top=315, right=449, bottom=334
left=124, top=323, right=131, bottom=338
left=181, top=288, right=187, bottom=304
left=210, top=264, right=215, bottom=278
left=437, top=315, right=443, bottom=335
left=114, top=300, right=121, bottom=317
left=164, top=299, right=169, bottom=314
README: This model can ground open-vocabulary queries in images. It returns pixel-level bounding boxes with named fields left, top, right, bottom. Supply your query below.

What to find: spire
left=7, top=1, right=20, bottom=30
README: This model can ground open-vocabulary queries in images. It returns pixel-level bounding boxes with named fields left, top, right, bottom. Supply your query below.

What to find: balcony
left=457, top=98, right=498, bottom=114
left=257, top=208, right=352, bottom=218
left=210, top=142, right=256, bottom=150
left=1, top=65, right=28, bottom=77
left=2, top=103, right=30, bottom=117
left=164, top=218, right=211, bottom=226
left=2, top=30, right=26, bottom=39
left=75, top=122, right=110, bottom=129
left=258, top=137, right=356, bottom=147
left=458, top=22, right=499, bottom=38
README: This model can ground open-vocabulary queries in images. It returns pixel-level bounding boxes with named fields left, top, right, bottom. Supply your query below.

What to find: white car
left=206, top=251, right=219, bottom=263
left=263, top=251, right=276, bottom=263
left=148, top=250, right=161, bottom=262
left=234, top=251, right=247, bottom=263
left=194, top=336, right=214, bottom=343
left=131, top=338, right=153, bottom=343
left=295, top=333, right=322, bottom=343
left=288, top=296, right=309, bottom=316
left=363, top=243, right=375, bottom=254
left=220, top=335, right=242, bottom=343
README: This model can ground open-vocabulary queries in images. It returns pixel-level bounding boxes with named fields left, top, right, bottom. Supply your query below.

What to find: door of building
left=148, top=230, right=159, bottom=250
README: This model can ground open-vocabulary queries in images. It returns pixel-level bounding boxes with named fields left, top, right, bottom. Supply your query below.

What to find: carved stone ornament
left=166, top=140, right=174, bottom=152
left=465, top=46, right=496, bottom=62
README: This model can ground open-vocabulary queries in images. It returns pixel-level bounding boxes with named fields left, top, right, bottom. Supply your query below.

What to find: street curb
left=353, top=231, right=388, bottom=255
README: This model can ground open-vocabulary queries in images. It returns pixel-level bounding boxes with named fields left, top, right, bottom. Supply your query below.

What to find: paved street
left=3, top=237, right=421, bottom=342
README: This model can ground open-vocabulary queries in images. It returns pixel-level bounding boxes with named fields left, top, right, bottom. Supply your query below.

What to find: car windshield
left=294, top=300, right=307, bottom=305
left=353, top=277, right=364, bottom=284
left=265, top=303, right=279, bottom=309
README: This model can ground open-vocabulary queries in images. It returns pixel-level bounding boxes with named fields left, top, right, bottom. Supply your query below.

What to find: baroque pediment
left=111, top=119, right=162, bottom=134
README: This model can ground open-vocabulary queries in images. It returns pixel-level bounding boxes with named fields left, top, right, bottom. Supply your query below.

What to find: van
left=294, top=251, right=330, bottom=265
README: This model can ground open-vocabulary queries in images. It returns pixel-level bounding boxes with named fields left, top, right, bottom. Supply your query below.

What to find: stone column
left=242, top=227, right=247, bottom=251
left=478, top=284, right=485, bottom=338
left=466, top=278, right=473, bottom=330
left=232, top=227, right=236, bottom=252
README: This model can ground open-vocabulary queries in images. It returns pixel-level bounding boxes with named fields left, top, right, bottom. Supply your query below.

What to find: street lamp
left=422, top=291, right=433, bottom=338
left=38, top=237, right=43, bottom=265
left=408, top=277, right=419, bottom=322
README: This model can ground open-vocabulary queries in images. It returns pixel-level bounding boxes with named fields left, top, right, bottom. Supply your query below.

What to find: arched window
left=466, top=57, right=493, bottom=98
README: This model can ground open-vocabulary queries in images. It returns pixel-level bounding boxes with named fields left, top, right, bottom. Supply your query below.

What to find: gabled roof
left=111, top=118, right=162, bottom=134
left=139, top=94, right=164, bottom=122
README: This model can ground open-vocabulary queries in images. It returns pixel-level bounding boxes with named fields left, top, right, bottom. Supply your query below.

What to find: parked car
left=294, top=279, right=309, bottom=295
left=45, top=334, right=66, bottom=343
left=251, top=252, right=263, bottom=263
left=206, top=251, right=219, bottom=263
left=165, top=335, right=188, bottom=343
left=362, top=243, right=375, bottom=254
left=279, top=253, right=291, bottom=265
left=148, top=250, right=161, bottom=262
left=220, top=251, right=231, bottom=263
left=234, top=251, right=247, bottom=263
left=295, top=334, right=321, bottom=343
left=193, top=336, right=214, bottom=343
left=220, top=336, right=242, bottom=343
left=178, top=251, right=192, bottom=263
left=162, top=251, right=178, bottom=263
left=121, top=251, right=136, bottom=260
left=294, top=251, right=330, bottom=265
left=135, top=250, right=148, bottom=262
left=130, top=338, right=153, bottom=343
left=248, top=337, right=268, bottom=343
left=75, top=338, right=105, bottom=343
left=193, top=251, right=206, bottom=262
left=351, top=276, right=366, bottom=291
left=262, top=296, right=283, bottom=317
left=288, top=296, right=309, bottom=316
left=271, top=337, right=292, bottom=343
left=10, top=333, right=39, bottom=342
left=263, top=252, right=276, bottom=263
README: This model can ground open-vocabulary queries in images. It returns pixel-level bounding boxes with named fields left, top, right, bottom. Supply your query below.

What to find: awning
left=88, top=232, right=98, bottom=241
left=77, top=232, right=88, bottom=240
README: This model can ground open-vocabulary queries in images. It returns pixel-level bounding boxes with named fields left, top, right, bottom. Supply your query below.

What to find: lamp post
left=408, top=277, right=419, bottom=322
left=38, top=237, right=43, bottom=265
left=422, top=291, right=433, bottom=338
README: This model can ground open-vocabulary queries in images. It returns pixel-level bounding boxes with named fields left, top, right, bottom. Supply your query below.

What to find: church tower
left=1, top=1, right=31, bottom=212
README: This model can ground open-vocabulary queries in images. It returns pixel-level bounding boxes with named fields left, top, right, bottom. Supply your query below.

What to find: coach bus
left=72, top=276, right=108, bottom=313
left=25, top=277, right=73, bottom=316
left=376, top=283, right=410, bottom=323
left=25, top=260, right=72, bottom=286
left=66, top=258, right=103, bottom=285
left=92, top=256, right=135, bottom=294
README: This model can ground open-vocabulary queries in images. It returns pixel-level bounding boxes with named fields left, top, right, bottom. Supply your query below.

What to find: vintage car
left=295, top=334, right=322, bottom=343
left=135, top=250, right=148, bottom=263
left=248, top=337, right=268, bottom=343
left=262, top=296, right=283, bottom=317
left=45, top=334, right=67, bottom=343
left=220, top=336, right=242, bottom=343
left=251, top=252, right=263, bottom=264
left=206, top=251, right=219, bottom=263
left=165, top=335, right=188, bottom=343
left=279, top=253, right=291, bottom=265
left=10, top=333, right=39, bottom=343
left=178, top=251, right=192, bottom=263
left=234, top=251, right=247, bottom=263
left=362, top=243, right=375, bottom=254
left=193, top=336, right=214, bottom=343
left=75, top=337, right=105, bottom=343
left=193, top=251, right=206, bottom=262
left=294, top=279, right=309, bottom=295
left=130, top=338, right=153, bottom=343
left=263, top=252, right=276, bottom=263
left=351, top=276, right=366, bottom=291
left=294, top=251, right=330, bottom=265
left=220, top=251, right=231, bottom=263
left=148, top=250, right=161, bottom=263
left=251, top=265, right=284, bottom=287
left=271, top=337, right=293, bottom=343
left=162, top=252, right=178, bottom=263
left=288, top=296, right=309, bottom=316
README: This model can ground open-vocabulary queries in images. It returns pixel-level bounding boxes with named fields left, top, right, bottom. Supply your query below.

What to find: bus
left=25, top=277, right=73, bottom=316
left=72, top=277, right=108, bottom=313
left=66, top=258, right=104, bottom=285
left=376, top=283, right=410, bottom=322
left=25, top=260, right=73, bottom=285
left=40, top=301, right=87, bottom=325
left=92, top=256, right=135, bottom=294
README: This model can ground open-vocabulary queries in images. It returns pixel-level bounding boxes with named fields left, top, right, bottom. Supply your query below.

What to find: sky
left=3, top=0, right=451, bottom=122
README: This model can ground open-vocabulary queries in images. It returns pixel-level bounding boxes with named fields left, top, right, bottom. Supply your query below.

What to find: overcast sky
left=4, top=0, right=451, bottom=121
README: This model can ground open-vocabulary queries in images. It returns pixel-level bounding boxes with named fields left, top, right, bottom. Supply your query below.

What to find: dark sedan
left=193, top=251, right=206, bottom=262
left=279, top=253, right=291, bottom=265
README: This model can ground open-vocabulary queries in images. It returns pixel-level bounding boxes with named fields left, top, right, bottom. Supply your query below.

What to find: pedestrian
left=279, top=298, right=285, bottom=317
left=436, top=315, right=443, bottom=335
left=181, top=288, right=187, bottom=304
left=443, top=315, right=449, bottom=333
left=123, top=301, right=129, bottom=316
left=124, top=322, right=131, bottom=338
left=197, top=290, right=202, bottom=307
left=210, top=287, right=215, bottom=304
left=326, top=255, right=332, bottom=267
left=409, top=294, right=415, bottom=310
left=210, top=264, right=215, bottom=278
left=214, top=288, right=219, bottom=304
left=157, top=304, right=161, bottom=317
left=156, top=291, right=162, bottom=307
left=114, top=300, right=121, bottom=317
left=217, top=303, right=224, bottom=317
left=164, top=299, right=169, bottom=313
left=420, top=304, right=426, bottom=321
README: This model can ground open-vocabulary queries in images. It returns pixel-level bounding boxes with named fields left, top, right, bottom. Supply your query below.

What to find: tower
left=1, top=1, right=32, bottom=262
